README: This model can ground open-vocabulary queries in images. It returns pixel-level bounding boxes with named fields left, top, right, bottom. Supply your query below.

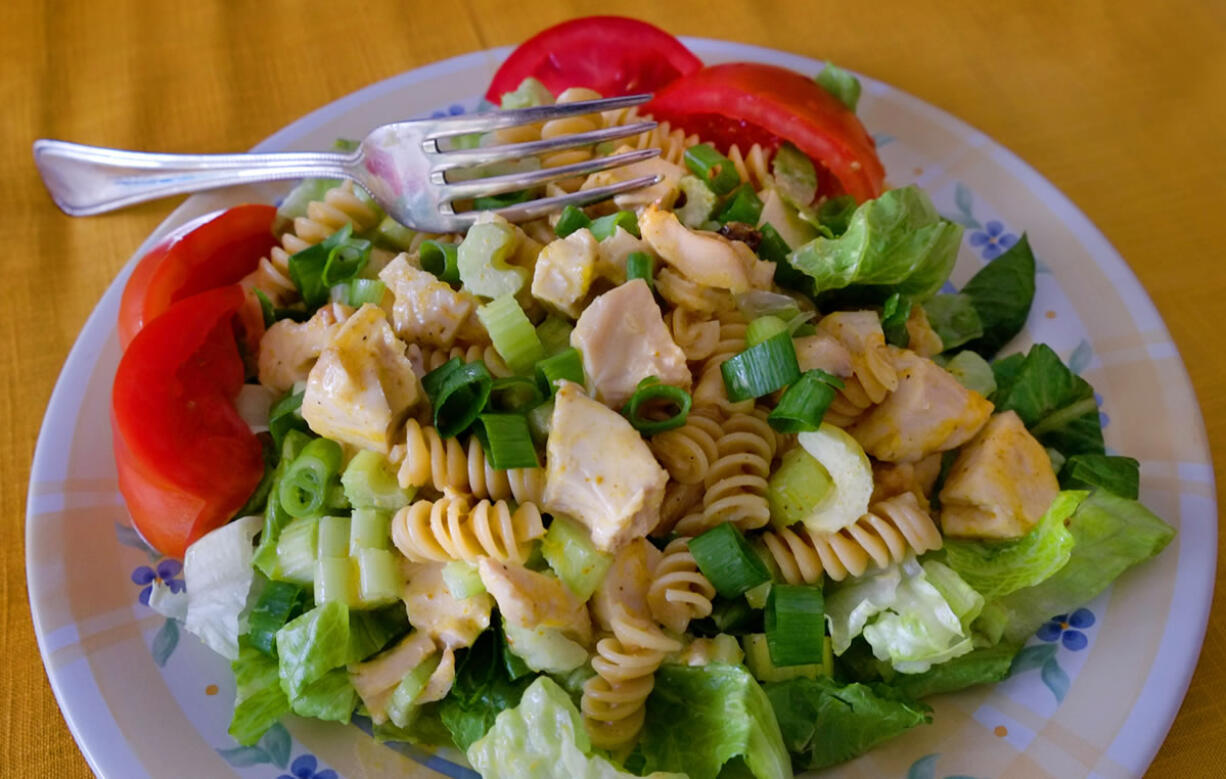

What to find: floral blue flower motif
left=430, top=103, right=466, bottom=119
left=1036, top=608, right=1095, bottom=651
left=131, top=559, right=184, bottom=605
left=279, top=754, right=337, bottom=779
left=968, top=220, right=1019, bottom=260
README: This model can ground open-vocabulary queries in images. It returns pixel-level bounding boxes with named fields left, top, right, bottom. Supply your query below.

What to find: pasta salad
left=111, top=17, right=1175, bottom=779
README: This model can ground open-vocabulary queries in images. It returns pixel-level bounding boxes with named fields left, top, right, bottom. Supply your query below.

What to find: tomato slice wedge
left=118, top=204, right=277, bottom=349
left=646, top=63, right=886, bottom=202
left=112, top=284, right=264, bottom=558
left=485, top=16, right=702, bottom=102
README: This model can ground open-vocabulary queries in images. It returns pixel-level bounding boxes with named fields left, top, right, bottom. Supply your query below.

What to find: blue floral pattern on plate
left=131, top=558, right=184, bottom=605
left=968, top=220, right=1019, bottom=260
left=1037, top=608, right=1096, bottom=651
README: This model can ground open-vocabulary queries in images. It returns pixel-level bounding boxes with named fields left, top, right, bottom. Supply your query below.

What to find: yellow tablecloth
left=4, top=1, right=1222, bottom=775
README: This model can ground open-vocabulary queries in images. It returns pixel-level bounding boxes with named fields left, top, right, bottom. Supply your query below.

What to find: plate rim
left=25, top=36, right=1217, bottom=778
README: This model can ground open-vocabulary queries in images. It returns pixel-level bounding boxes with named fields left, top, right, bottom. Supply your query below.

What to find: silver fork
left=33, top=94, right=661, bottom=233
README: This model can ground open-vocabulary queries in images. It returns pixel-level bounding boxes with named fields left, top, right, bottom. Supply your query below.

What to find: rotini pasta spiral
left=648, top=409, right=723, bottom=485
left=759, top=492, right=942, bottom=584
left=665, top=307, right=720, bottom=362
left=654, top=480, right=705, bottom=538
left=817, top=311, right=899, bottom=426
left=398, top=419, right=546, bottom=505
left=726, top=143, right=772, bottom=191
left=655, top=268, right=735, bottom=315
left=581, top=607, right=681, bottom=750
left=495, top=87, right=606, bottom=192
left=675, top=410, right=778, bottom=535
left=691, top=311, right=753, bottom=415
left=405, top=342, right=512, bottom=380
left=647, top=538, right=715, bottom=634
left=600, top=106, right=700, bottom=166
left=391, top=494, right=545, bottom=565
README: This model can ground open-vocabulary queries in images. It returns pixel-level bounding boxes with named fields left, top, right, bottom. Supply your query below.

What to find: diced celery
left=342, top=449, right=414, bottom=510
left=676, top=175, right=718, bottom=228
left=318, top=516, right=352, bottom=559
left=442, top=561, right=486, bottom=600
left=458, top=221, right=527, bottom=300
left=540, top=515, right=612, bottom=600
left=767, top=447, right=833, bottom=528
left=275, top=517, right=320, bottom=584
left=276, top=178, right=340, bottom=227
left=536, top=316, right=574, bottom=357
left=504, top=622, right=589, bottom=673
left=742, top=633, right=831, bottom=682
left=350, top=508, right=392, bottom=553
left=500, top=76, right=555, bottom=109
left=314, top=556, right=358, bottom=607
left=526, top=399, right=554, bottom=448
left=478, top=294, right=545, bottom=374
left=745, top=580, right=772, bottom=610
left=386, top=651, right=443, bottom=728
left=373, top=215, right=418, bottom=252
left=357, top=548, right=402, bottom=606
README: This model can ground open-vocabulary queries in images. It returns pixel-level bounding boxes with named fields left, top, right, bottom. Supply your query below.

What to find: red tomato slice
left=485, top=16, right=702, bottom=102
left=112, top=284, right=264, bottom=558
left=646, top=63, right=886, bottom=202
left=118, top=204, right=277, bottom=349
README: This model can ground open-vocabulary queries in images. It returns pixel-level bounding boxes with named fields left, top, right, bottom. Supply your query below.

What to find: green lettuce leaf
left=990, top=343, right=1105, bottom=456
left=826, top=557, right=983, bottom=674
left=276, top=601, right=351, bottom=703
left=348, top=605, right=411, bottom=664
left=1059, top=454, right=1140, bottom=499
left=438, top=624, right=533, bottom=751
left=182, top=515, right=264, bottom=661
left=787, top=186, right=963, bottom=302
left=763, top=676, right=930, bottom=770
left=959, top=234, right=1036, bottom=358
left=939, top=350, right=997, bottom=397
left=985, top=490, right=1175, bottom=644
left=467, top=676, right=684, bottom=779
left=640, top=664, right=791, bottom=779
left=943, top=491, right=1086, bottom=601
left=290, top=668, right=357, bottom=722
left=228, top=642, right=291, bottom=746
left=276, top=178, right=342, bottom=229
left=884, top=642, right=1021, bottom=700
left=922, top=293, right=984, bottom=351
left=815, top=63, right=862, bottom=112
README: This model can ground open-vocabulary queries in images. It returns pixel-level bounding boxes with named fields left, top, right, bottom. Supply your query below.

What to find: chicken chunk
left=595, top=226, right=651, bottom=284
left=793, top=332, right=854, bottom=378
left=402, top=562, right=493, bottom=648
left=542, top=381, right=669, bottom=552
left=818, top=311, right=898, bottom=403
left=348, top=630, right=436, bottom=724
left=939, top=411, right=1060, bottom=539
left=531, top=228, right=598, bottom=318
left=848, top=347, right=992, bottom=463
left=301, top=303, right=420, bottom=453
left=477, top=558, right=592, bottom=645
left=590, top=538, right=661, bottom=633
left=257, top=302, right=352, bottom=394
left=639, top=206, right=774, bottom=293
left=378, top=253, right=486, bottom=347
left=571, top=280, right=691, bottom=406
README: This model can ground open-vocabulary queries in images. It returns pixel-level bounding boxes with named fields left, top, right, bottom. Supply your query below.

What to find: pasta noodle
left=405, top=343, right=512, bottom=380
left=817, top=311, right=899, bottom=426
left=648, top=409, right=723, bottom=485
left=675, top=410, right=778, bottom=535
left=726, top=143, right=772, bottom=191
left=391, top=493, right=545, bottom=565
left=759, top=492, right=942, bottom=584
left=655, top=268, right=735, bottom=315
left=600, top=105, right=700, bottom=166
left=691, top=310, right=753, bottom=415
left=398, top=419, right=547, bottom=505
left=665, top=307, right=720, bottom=362
left=647, top=538, right=715, bottom=634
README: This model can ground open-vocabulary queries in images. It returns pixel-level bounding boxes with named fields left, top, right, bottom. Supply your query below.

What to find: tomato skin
left=118, top=204, right=277, bottom=349
left=112, top=284, right=264, bottom=558
left=646, top=63, right=886, bottom=202
left=485, top=16, right=702, bottom=102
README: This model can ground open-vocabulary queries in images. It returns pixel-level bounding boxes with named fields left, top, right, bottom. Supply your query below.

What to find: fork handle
left=33, top=139, right=356, bottom=216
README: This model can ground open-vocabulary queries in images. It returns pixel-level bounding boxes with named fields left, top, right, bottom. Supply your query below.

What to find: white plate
left=27, top=38, right=1217, bottom=779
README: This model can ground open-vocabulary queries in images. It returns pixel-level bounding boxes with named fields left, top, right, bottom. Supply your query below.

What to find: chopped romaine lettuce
left=438, top=625, right=533, bottom=751
left=884, top=642, right=1021, bottom=700
left=771, top=142, right=818, bottom=208
left=991, top=343, right=1105, bottom=456
left=959, top=234, right=1037, bottom=358
left=763, top=676, right=929, bottom=770
left=1059, top=454, right=1140, bottom=499
left=942, top=491, right=1086, bottom=601
left=276, top=601, right=352, bottom=705
left=922, top=293, right=983, bottom=351
left=467, top=676, right=685, bottom=779
left=639, top=664, right=791, bottom=779
left=787, top=186, right=962, bottom=302
left=182, top=515, right=263, bottom=661
left=814, top=62, right=862, bottom=112
left=228, top=642, right=291, bottom=746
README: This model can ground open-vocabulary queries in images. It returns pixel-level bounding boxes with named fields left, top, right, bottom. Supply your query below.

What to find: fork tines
left=423, top=93, right=653, bottom=138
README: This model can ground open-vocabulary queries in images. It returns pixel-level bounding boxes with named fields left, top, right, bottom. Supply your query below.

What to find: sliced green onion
left=420, top=240, right=460, bottom=284
left=534, top=347, right=584, bottom=396
left=767, top=447, right=834, bottom=528
left=279, top=438, right=343, bottom=518
left=621, top=379, right=692, bottom=435
left=474, top=188, right=534, bottom=211
left=247, top=580, right=309, bottom=656
left=625, top=251, right=655, bottom=289
left=756, top=223, right=791, bottom=263
left=488, top=376, right=544, bottom=413
left=589, top=210, right=640, bottom=240
left=765, top=584, right=826, bottom=667
left=253, top=430, right=312, bottom=577
left=541, top=514, right=612, bottom=600
left=373, top=215, right=418, bottom=252
left=477, top=294, right=545, bottom=375
left=334, top=137, right=361, bottom=152
left=689, top=523, right=772, bottom=598
left=742, top=633, right=829, bottom=682
left=476, top=413, right=540, bottom=469
left=554, top=205, right=592, bottom=238
left=422, top=357, right=494, bottom=438
left=535, top=316, right=574, bottom=357
left=721, top=331, right=801, bottom=402
left=676, top=174, right=718, bottom=227
left=526, top=399, right=554, bottom=448
left=747, top=315, right=789, bottom=348
left=684, top=144, right=741, bottom=196
left=717, top=184, right=764, bottom=225
left=255, top=289, right=276, bottom=328
left=880, top=292, right=912, bottom=348
left=268, top=390, right=308, bottom=450
left=768, top=370, right=845, bottom=434
left=348, top=279, right=387, bottom=307
left=288, top=223, right=372, bottom=308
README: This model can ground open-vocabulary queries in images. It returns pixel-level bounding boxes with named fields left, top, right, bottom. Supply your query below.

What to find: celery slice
left=342, top=450, right=415, bottom=511
left=442, top=561, right=486, bottom=600
left=274, top=517, right=320, bottom=584
left=458, top=221, right=527, bottom=299
left=349, top=508, right=392, bottom=553
left=387, top=651, right=443, bottom=728
left=541, top=515, right=612, bottom=600
left=357, top=548, right=401, bottom=606
left=314, top=557, right=358, bottom=607
left=317, top=516, right=352, bottom=559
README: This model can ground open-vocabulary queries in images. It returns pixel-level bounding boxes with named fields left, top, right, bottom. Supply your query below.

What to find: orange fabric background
left=3, top=1, right=1222, bottom=776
